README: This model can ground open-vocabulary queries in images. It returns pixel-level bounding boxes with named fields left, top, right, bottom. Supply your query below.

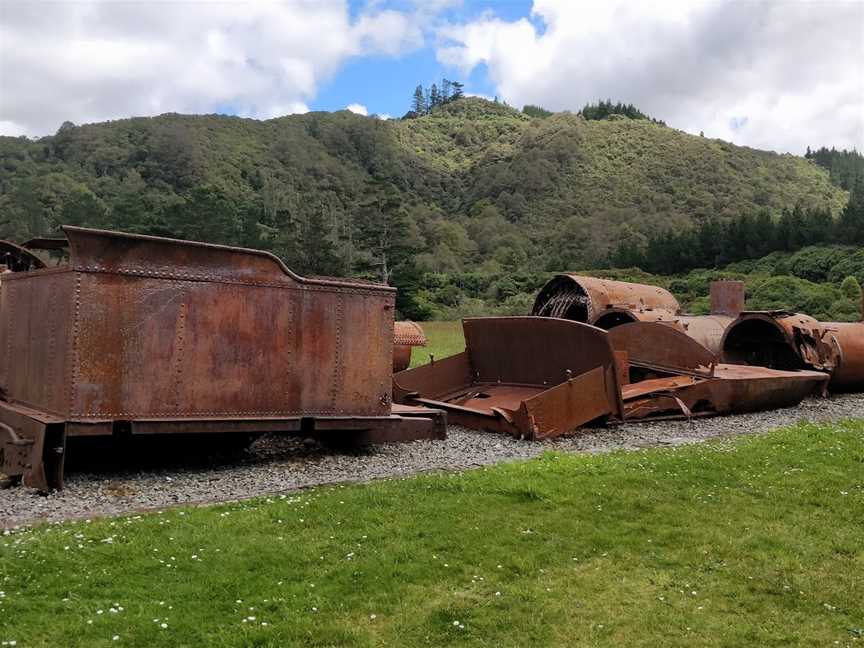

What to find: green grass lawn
left=409, top=321, right=464, bottom=368
left=2, top=421, right=863, bottom=646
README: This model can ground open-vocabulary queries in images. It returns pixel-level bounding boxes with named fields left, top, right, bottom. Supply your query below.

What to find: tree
left=429, top=84, right=440, bottom=108
left=61, top=187, right=110, bottom=229
left=441, top=79, right=452, bottom=103
left=450, top=81, right=464, bottom=99
left=168, top=185, right=238, bottom=243
left=298, top=208, right=341, bottom=276
left=523, top=105, right=553, bottom=118
left=411, top=85, right=426, bottom=115
left=836, top=176, right=864, bottom=245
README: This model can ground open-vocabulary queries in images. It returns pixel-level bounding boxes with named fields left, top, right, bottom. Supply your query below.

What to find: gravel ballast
left=2, top=393, right=863, bottom=528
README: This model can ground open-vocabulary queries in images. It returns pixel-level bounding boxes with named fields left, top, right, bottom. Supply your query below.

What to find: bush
left=748, top=275, right=842, bottom=320
left=840, top=275, right=862, bottom=301
left=829, top=250, right=864, bottom=286
left=774, top=246, right=855, bottom=283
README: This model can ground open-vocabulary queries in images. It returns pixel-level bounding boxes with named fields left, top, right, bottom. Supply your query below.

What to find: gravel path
left=3, top=393, right=863, bottom=528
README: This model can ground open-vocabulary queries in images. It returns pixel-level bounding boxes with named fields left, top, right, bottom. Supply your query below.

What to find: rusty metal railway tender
left=0, top=227, right=444, bottom=492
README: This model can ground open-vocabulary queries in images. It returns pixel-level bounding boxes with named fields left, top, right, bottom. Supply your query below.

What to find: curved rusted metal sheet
left=0, top=240, right=46, bottom=273
left=531, top=274, right=680, bottom=323
left=592, top=311, right=733, bottom=356
left=393, top=321, right=427, bottom=372
left=0, top=227, right=445, bottom=491
left=607, top=322, right=717, bottom=374
left=394, top=321, right=426, bottom=347
left=828, top=322, right=864, bottom=389
left=673, top=315, right=735, bottom=356
left=592, top=306, right=678, bottom=329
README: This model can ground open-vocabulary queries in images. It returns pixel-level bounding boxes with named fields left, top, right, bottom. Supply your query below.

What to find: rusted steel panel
left=532, top=275, right=680, bottom=323
left=394, top=352, right=473, bottom=402
left=12, top=227, right=394, bottom=420
left=709, top=280, right=745, bottom=316
left=398, top=316, right=827, bottom=437
left=607, top=322, right=716, bottom=374
left=518, top=366, right=617, bottom=439
left=0, top=401, right=66, bottom=491
left=0, top=269, right=74, bottom=415
left=393, top=321, right=426, bottom=372
left=462, top=317, right=620, bottom=392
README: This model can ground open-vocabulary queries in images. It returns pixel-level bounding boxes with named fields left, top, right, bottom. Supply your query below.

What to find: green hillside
left=0, top=98, right=849, bottom=316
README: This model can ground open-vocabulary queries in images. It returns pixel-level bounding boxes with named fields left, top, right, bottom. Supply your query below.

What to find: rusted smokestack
left=710, top=281, right=745, bottom=316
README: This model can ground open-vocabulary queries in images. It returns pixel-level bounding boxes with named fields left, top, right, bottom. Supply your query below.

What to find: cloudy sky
left=1, top=0, right=861, bottom=154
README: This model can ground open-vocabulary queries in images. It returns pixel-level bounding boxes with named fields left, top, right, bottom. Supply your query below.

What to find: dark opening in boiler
left=531, top=277, right=590, bottom=322
left=722, top=319, right=804, bottom=371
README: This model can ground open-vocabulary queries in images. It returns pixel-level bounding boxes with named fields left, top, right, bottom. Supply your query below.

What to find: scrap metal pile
left=2, top=227, right=862, bottom=492
left=395, top=275, right=863, bottom=439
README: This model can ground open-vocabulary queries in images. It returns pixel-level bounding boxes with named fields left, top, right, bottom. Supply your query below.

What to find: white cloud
left=346, top=103, right=369, bottom=116
left=436, top=0, right=864, bottom=153
left=0, top=120, right=27, bottom=137
left=0, top=0, right=424, bottom=136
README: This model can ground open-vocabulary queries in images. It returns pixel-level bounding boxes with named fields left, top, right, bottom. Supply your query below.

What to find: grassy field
left=2, top=421, right=863, bottom=647
left=409, top=321, right=464, bottom=368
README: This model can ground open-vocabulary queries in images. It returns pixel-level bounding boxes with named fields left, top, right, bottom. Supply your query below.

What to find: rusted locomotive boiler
left=531, top=275, right=745, bottom=355
left=720, top=306, right=864, bottom=391
left=0, top=227, right=444, bottom=492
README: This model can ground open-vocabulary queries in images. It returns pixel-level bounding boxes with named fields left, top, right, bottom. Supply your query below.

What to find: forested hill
left=0, top=97, right=847, bottom=312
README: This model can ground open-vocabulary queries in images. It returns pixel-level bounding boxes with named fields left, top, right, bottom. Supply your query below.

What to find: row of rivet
left=74, top=265, right=392, bottom=296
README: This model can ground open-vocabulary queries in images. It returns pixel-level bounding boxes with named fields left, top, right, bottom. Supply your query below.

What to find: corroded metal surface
left=531, top=275, right=680, bottom=323
left=672, top=315, right=735, bottom=356
left=397, top=317, right=827, bottom=439
left=609, top=322, right=828, bottom=419
left=393, top=321, right=427, bottom=372
left=394, top=317, right=623, bottom=439
left=532, top=277, right=742, bottom=356
left=709, top=280, right=745, bottom=316
left=828, top=322, right=864, bottom=389
left=620, top=364, right=827, bottom=420
left=607, top=321, right=717, bottom=374
left=0, top=227, right=444, bottom=491
left=721, top=311, right=864, bottom=390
